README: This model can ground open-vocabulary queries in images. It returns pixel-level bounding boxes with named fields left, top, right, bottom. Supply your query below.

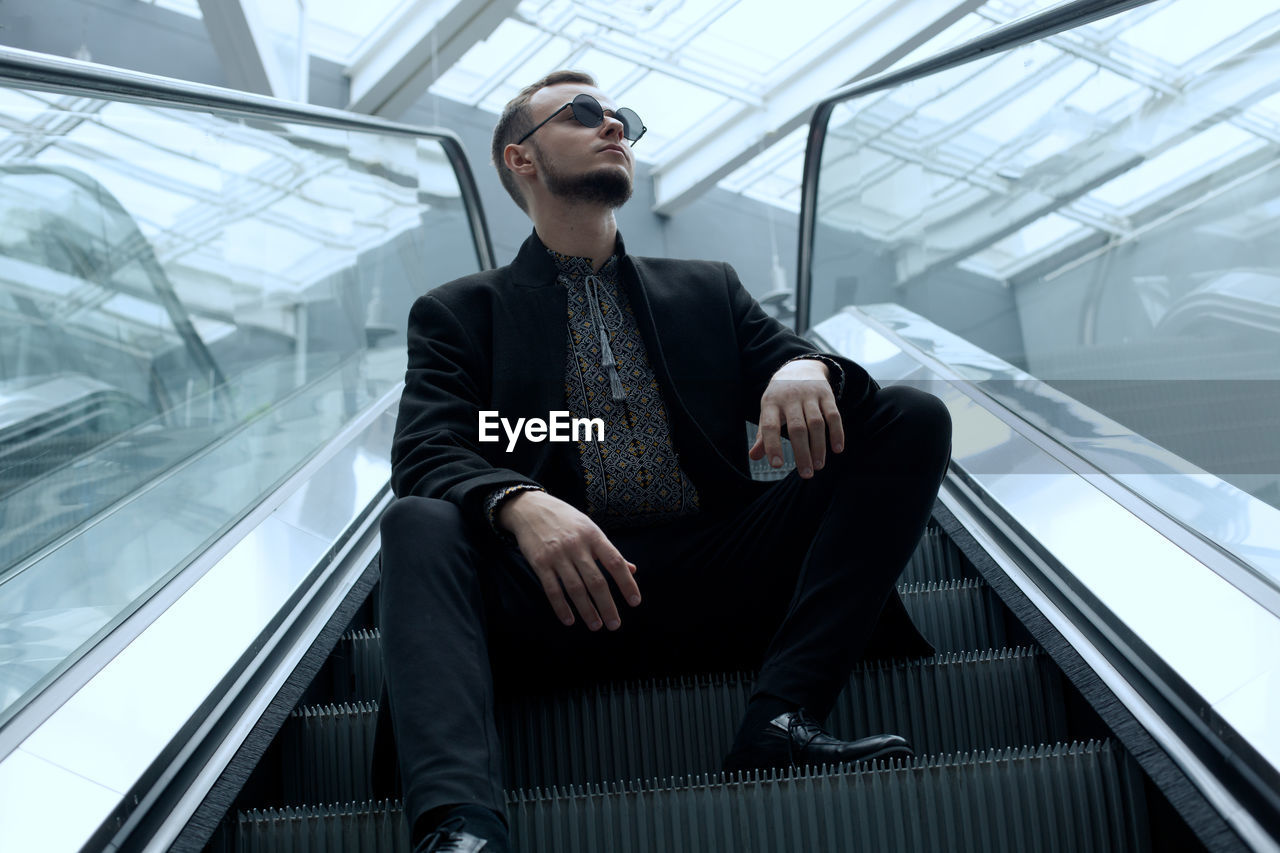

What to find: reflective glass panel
left=810, top=0, right=1280, bottom=590
left=0, top=88, right=481, bottom=726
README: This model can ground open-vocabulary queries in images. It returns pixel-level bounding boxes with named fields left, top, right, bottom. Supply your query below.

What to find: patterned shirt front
left=550, top=248, right=700, bottom=530
left=481, top=244, right=848, bottom=541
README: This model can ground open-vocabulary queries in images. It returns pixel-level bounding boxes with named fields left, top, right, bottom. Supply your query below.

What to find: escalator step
left=278, top=701, right=379, bottom=807
left=312, top=628, right=382, bottom=705
left=900, top=523, right=975, bottom=585
left=312, top=574, right=997, bottom=707
left=899, top=578, right=1005, bottom=652
left=235, top=740, right=1149, bottom=853
left=280, top=648, right=1066, bottom=802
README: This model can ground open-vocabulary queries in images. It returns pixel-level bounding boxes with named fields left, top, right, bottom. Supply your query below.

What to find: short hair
left=491, top=70, right=597, bottom=212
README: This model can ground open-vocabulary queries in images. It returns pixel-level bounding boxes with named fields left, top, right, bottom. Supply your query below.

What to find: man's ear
left=504, top=143, right=537, bottom=178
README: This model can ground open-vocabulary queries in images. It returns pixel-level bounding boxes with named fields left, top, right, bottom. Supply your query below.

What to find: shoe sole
left=723, top=745, right=914, bottom=774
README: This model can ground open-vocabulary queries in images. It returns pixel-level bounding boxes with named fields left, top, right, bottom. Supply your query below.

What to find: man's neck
left=533, top=206, right=619, bottom=272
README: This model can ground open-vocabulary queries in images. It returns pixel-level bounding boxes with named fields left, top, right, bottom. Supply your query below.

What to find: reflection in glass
left=0, top=88, right=480, bottom=725
left=810, top=0, right=1280, bottom=586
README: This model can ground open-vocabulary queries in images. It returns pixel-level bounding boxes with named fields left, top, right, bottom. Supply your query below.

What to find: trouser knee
left=865, top=385, right=952, bottom=476
left=379, top=497, right=478, bottom=614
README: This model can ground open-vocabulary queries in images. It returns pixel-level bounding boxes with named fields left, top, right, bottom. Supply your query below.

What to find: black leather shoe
left=414, top=813, right=510, bottom=853
left=723, top=708, right=914, bottom=772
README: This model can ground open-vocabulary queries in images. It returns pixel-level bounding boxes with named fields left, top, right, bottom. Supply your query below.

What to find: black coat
left=374, top=232, right=935, bottom=793
left=390, top=229, right=882, bottom=531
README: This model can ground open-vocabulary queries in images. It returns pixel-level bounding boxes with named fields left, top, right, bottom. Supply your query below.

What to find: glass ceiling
left=138, top=0, right=1280, bottom=256
left=814, top=0, right=1280, bottom=282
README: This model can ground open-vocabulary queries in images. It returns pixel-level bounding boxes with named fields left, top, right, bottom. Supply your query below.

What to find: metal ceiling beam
left=346, top=0, right=520, bottom=118
left=650, top=0, right=984, bottom=216
left=197, top=0, right=305, bottom=100
left=890, top=32, right=1280, bottom=286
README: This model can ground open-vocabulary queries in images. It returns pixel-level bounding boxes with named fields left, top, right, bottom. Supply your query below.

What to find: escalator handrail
left=794, top=0, right=1158, bottom=334
left=0, top=44, right=496, bottom=273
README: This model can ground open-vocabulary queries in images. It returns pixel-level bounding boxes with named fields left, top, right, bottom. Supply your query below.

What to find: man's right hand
left=498, top=490, right=640, bottom=631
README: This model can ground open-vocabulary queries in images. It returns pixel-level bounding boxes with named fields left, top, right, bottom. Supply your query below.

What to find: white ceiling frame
left=346, top=0, right=520, bottom=118
left=890, top=39, right=1280, bottom=286
left=197, top=0, right=303, bottom=100
left=649, top=0, right=985, bottom=217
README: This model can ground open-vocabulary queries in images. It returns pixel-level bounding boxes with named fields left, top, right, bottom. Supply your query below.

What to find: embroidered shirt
left=483, top=245, right=845, bottom=541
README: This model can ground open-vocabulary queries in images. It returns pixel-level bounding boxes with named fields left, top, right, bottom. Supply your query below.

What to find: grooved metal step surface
left=207, top=519, right=1183, bottom=853
left=313, top=574, right=999, bottom=708
left=278, top=647, right=1066, bottom=803
left=233, top=740, right=1149, bottom=853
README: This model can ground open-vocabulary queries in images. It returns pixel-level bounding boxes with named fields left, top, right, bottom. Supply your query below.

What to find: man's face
left=522, top=83, right=634, bottom=208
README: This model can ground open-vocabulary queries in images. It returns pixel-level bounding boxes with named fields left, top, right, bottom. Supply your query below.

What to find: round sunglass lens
left=571, top=95, right=604, bottom=127
left=616, top=107, right=642, bottom=141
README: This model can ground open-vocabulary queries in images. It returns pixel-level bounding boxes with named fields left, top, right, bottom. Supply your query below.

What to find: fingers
left=783, top=399, right=832, bottom=477
left=594, top=533, right=642, bottom=608
left=756, top=406, right=785, bottom=468
left=530, top=562, right=580, bottom=628
left=823, top=397, right=845, bottom=454
left=758, top=368, right=846, bottom=477
left=563, top=550, right=617, bottom=630
left=529, top=535, right=640, bottom=632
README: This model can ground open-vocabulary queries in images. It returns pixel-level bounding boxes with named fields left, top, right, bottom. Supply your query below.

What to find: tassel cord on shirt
left=585, top=274, right=626, bottom=402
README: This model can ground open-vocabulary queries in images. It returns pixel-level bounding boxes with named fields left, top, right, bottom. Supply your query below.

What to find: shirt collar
left=547, top=248, right=619, bottom=281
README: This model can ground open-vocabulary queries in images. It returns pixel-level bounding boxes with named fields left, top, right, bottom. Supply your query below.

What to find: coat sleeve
left=723, top=262, right=879, bottom=422
left=390, top=292, right=541, bottom=529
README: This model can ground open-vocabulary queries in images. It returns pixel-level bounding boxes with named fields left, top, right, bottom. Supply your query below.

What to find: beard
left=537, top=142, right=634, bottom=208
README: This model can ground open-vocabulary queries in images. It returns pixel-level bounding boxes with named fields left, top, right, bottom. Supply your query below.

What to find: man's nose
left=600, top=114, right=625, bottom=140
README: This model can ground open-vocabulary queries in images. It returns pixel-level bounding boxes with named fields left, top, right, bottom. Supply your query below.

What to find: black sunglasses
left=517, top=93, right=647, bottom=146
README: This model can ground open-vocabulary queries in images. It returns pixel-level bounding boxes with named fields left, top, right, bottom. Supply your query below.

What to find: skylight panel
left=960, top=212, right=1090, bottom=279
left=815, top=145, right=897, bottom=214
left=968, top=59, right=1092, bottom=148
left=98, top=102, right=257, bottom=174
left=989, top=212, right=1084, bottom=257
left=1243, top=91, right=1280, bottom=131
left=1115, top=0, right=1267, bottom=67
left=879, top=56, right=996, bottom=125
left=430, top=19, right=543, bottom=104
left=886, top=13, right=994, bottom=72
left=308, top=0, right=409, bottom=40
left=684, top=0, right=854, bottom=78
left=1014, top=128, right=1087, bottom=166
left=859, top=163, right=938, bottom=221
left=139, top=0, right=200, bottom=18
left=645, top=0, right=732, bottom=45
left=213, top=139, right=274, bottom=175
left=101, top=292, right=171, bottom=329
left=917, top=42, right=1056, bottom=126
left=1088, top=123, right=1263, bottom=211
left=503, top=35, right=578, bottom=93
left=619, top=72, right=729, bottom=156
left=719, top=125, right=805, bottom=193
left=0, top=88, right=48, bottom=119
left=63, top=121, right=222, bottom=195
left=1001, top=0, right=1062, bottom=16
left=222, top=218, right=317, bottom=281
left=574, top=49, right=641, bottom=95
left=1061, top=68, right=1144, bottom=116
left=34, top=148, right=194, bottom=233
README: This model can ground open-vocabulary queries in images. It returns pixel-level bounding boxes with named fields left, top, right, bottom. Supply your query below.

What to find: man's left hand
left=749, top=359, right=844, bottom=479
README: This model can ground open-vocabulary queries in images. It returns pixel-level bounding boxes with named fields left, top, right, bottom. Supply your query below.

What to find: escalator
left=4, top=0, right=1280, bottom=850
left=198, top=518, right=1201, bottom=851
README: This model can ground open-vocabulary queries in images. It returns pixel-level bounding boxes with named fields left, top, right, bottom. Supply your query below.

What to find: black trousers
left=377, top=385, right=951, bottom=835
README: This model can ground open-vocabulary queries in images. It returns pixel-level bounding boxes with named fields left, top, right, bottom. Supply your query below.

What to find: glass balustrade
left=0, top=83, right=483, bottom=726
left=808, top=0, right=1280, bottom=590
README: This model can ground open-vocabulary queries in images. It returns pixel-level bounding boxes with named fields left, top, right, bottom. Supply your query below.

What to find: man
left=378, top=70, right=952, bottom=852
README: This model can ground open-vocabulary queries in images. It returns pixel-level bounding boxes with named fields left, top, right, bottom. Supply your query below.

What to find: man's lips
left=600, top=144, right=627, bottom=157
